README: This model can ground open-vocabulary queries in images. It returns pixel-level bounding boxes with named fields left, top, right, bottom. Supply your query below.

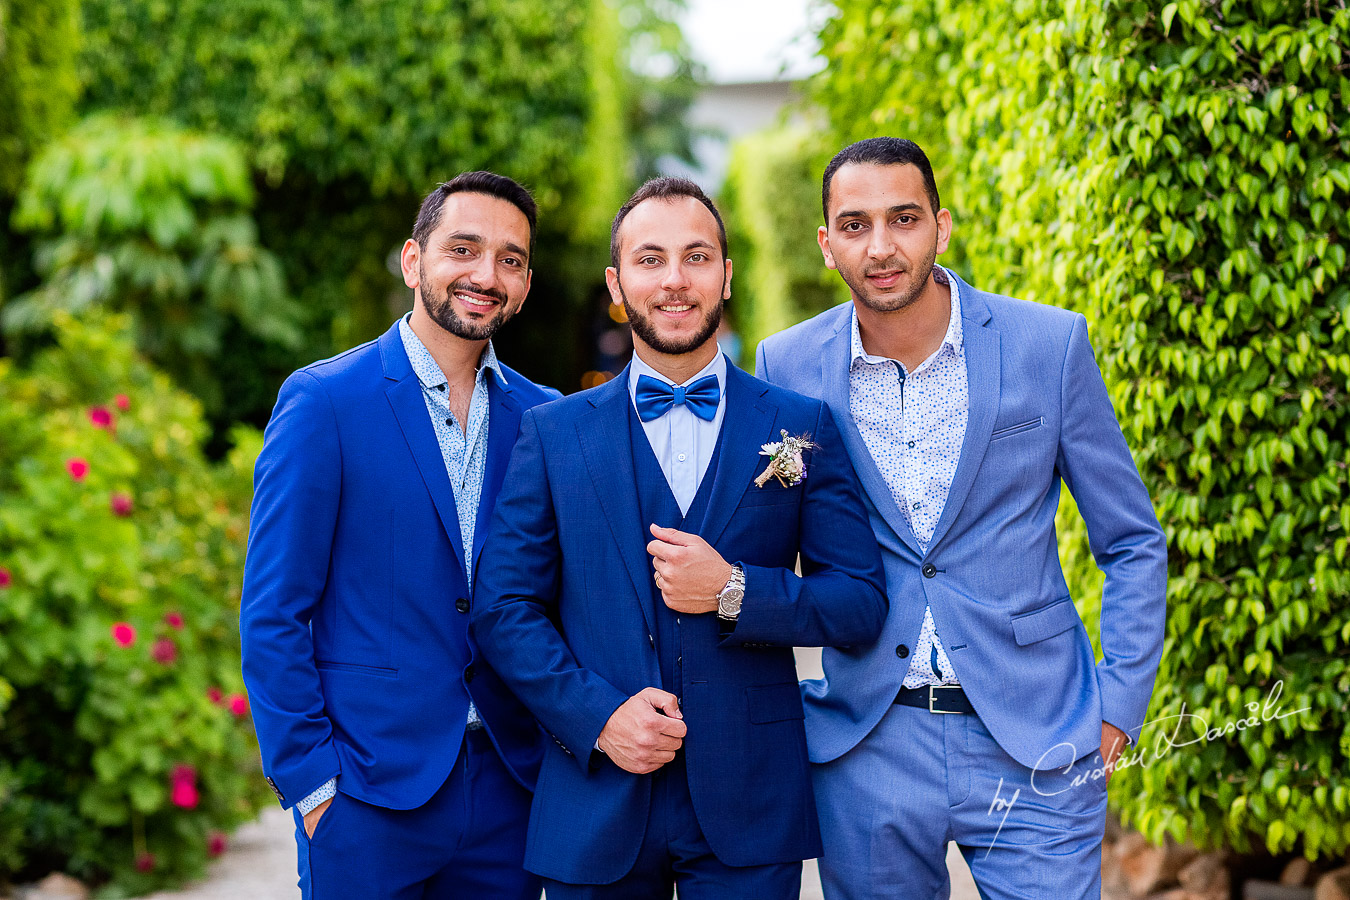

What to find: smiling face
left=818, top=162, right=951, bottom=313
left=606, top=196, right=732, bottom=360
left=401, top=192, right=532, bottom=341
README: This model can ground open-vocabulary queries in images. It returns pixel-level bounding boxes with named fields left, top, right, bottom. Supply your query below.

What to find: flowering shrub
left=0, top=313, right=269, bottom=892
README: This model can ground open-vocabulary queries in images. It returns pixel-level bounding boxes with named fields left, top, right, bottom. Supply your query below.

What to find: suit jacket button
left=464, top=664, right=475, bottom=683
left=922, top=564, right=937, bottom=578
left=896, top=644, right=910, bottom=659
left=455, top=597, right=470, bottom=613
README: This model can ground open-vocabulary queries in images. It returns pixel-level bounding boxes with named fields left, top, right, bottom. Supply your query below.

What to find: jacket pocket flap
left=746, top=682, right=805, bottom=724
left=1010, top=599, right=1080, bottom=646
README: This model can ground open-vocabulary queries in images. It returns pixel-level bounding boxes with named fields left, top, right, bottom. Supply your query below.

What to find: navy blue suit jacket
left=472, top=361, right=887, bottom=883
left=240, top=320, right=558, bottom=811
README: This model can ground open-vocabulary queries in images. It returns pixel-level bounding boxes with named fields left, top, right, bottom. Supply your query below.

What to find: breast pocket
left=737, top=481, right=802, bottom=508
left=989, top=416, right=1045, bottom=442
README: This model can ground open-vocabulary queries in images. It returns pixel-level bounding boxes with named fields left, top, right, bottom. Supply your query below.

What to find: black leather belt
left=895, top=685, right=974, bottom=715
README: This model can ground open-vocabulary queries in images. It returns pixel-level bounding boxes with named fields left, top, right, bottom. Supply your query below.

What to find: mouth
left=865, top=269, right=905, bottom=290
left=454, top=290, right=501, bottom=313
left=654, top=302, right=696, bottom=317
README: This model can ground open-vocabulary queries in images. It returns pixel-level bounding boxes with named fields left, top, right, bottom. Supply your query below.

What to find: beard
left=420, top=264, right=516, bottom=341
left=622, top=287, right=724, bottom=357
left=838, top=238, right=938, bottom=314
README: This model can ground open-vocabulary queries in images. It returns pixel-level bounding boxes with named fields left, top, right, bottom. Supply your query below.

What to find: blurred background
left=1, top=0, right=1346, bottom=896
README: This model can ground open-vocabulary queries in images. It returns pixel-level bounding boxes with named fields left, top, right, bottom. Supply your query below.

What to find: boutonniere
left=755, top=430, right=817, bottom=488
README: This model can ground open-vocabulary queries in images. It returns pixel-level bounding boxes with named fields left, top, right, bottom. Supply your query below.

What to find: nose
left=866, top=223, right=896, bottom=260
left=660, top=260, right=688, bottom=292
left=469, top=252, right=498, bottom=290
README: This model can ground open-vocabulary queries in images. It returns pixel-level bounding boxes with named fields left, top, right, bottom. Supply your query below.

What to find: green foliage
left=0, top=0, right=80, bottom=197
left=0, top=312, right=269, bottom=891
left=6, top=115, right=302, bottom=430
left=817, top=0, right=1350, bottom=858
left=720, top=125, right=848, bottom=353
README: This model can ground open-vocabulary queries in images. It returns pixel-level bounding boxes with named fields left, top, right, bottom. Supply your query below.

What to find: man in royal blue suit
left=241, top=172, right=559, bottom=899
left=472, top=177, right=888, bottom=898
left=757, top=138, right=1168, bottom=899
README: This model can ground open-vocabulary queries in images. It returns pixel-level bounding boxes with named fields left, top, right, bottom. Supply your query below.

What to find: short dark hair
left=412, top=171, right=538, bottom=259
left=821, top=138, right=941, bottom=222
left=609, top=176, right=728, bottom=269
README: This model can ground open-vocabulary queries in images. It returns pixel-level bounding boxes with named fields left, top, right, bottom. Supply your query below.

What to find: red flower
left=207, top=686, right=223, bottom=704
left=227, top=693, right=249, bottom=717
left=110, top=492, right=134, bottom=517
left=135, top=852, right=156, bottom=872
left=207, top=832, right=228, bottom=857
left=66, top=458, right=89, bottom=481
left=170, top=764, right=199, bottom=809
left=0, top=567, right=10, bottom=589
left=151, top=638, right=177, bottom=665
left=89, top=406, right=114, bottom=429
left=112, top=622, right=136, bottom=647
left=165, top=611, right=184, bottom=629
left=115, top=393, right=131, bottom=411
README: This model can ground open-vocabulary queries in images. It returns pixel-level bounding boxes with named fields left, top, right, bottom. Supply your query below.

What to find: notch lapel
left=819, top=308, right=922, bottom=555
left=576, top=369, right=659, bottom=641
left=698, top=365, right=776, bottom=549
left=926, top=285, right=1000, bottom=552
left=471, top=374, right=520, bottom=578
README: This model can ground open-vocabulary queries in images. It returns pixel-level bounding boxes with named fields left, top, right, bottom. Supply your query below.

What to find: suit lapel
left=471, top=373, right=520, bottom=577
left=927, top=281, right=1000, bottom=552
left=698, top=365, right=776, bottom=548
left=577, top=368, right=659, bottom=641
left=820, top=308, right=923, bottom=555
left=380, top=325, right=467, bottom=580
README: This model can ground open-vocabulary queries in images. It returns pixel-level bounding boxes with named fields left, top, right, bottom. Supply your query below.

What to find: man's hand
left=303, top=797, right=332, bottom=839
left=597, top=687, right=687, bottom=774
left=647, top=525, right=732, bottom=614
left=1101, top=721, right=1128, bottom=786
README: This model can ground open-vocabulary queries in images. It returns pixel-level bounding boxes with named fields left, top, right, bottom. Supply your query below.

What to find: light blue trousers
left=814, top=702, right=1108, bottom=900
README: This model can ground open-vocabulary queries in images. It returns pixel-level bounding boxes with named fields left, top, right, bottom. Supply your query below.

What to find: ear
left=935, top=208, right=953, bottom=256
left=400, top=239, right=421, bottom=290
left=817, top=225, right=837, bottom=271
left=722, top=258, right=733, bottom=300
left=605, top=266, right=623, bottom=306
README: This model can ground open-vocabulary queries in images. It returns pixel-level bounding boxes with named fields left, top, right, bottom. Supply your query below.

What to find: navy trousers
left=542, top=754, right=801, bottom=900
left=294, top=728, right=539, bottom=900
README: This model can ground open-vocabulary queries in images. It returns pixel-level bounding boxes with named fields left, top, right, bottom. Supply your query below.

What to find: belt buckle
left=928, top=684, right=961, bottom=714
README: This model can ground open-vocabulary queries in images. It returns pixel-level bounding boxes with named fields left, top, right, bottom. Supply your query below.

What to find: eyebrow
left=502, top=241, right=529, bottom=260
left=631, top=240, right=717, bottom=256
left=834, top=203, right=924, bottom=224
left=442, top=233, right=529, bottom=261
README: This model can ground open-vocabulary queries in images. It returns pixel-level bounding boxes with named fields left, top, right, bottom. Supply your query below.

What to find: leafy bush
left=0, top=313, right=268, bottom=892
left=5, top=115, right=302, bottom=434
left=0, top=0, right=79, bottom=197
left=816, top=0, right=1348, bottom=858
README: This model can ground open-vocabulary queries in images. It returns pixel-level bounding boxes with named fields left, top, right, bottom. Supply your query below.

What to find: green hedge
left=816, top=0, right=1349, bottom=858
left=0, top=313, right=268, bottom=892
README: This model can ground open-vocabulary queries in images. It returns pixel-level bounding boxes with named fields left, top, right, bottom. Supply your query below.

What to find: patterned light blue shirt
left=849, top=267, right=967, bottom=688
left=295, top=316, right=503, bottom=816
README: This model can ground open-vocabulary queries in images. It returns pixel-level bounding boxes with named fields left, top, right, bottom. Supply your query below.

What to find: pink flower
left=227, top=693, right=249, bottom=717
left=135, top=852, right=156, bottom=872
left=112, top=623, right=136, bottom=647
left=165, top=611, right=184, bottom=629
left=0, top=567, right=10, bottom=589
left=89, top=406, right=114, bottom=429
left=66, top=458, right=89, bottom=481
left=207, top=832, right=227, bottom=857
left=115, top=393, right=131, bottom=411
left=207, top=686, right=223, bottom=704
left=110, top=492, right=134, bottom=517
left=170, top=764, right=199, bottom=809
left=151, top=638, right=177, bottom=665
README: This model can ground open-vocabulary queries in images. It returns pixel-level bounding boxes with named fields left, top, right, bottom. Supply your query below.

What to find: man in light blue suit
left=756, top=138, right=1168, bottom=899
left=472, top=177, right=888, bottom=898
left=241, top=172, right=559, bottom=899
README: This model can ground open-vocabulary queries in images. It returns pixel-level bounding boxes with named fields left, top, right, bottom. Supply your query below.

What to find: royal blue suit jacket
left=756, top=275, right=1167, bottom=769
left=240, top=320, right=558, bottom=811
left=471, top=362, right=887, bottom=884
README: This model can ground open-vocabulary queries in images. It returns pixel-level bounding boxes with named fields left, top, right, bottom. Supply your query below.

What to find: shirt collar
left=398, top=314, right=507, bottom=390
left=628, top=348, right=727, bottom=399
left=850, top=265, right=964, bottom=366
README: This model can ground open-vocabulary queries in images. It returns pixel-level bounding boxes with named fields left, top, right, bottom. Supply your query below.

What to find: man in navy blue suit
left=472, top=177, right=888, bottom=898
left=241, top=172, right=558, bottom=899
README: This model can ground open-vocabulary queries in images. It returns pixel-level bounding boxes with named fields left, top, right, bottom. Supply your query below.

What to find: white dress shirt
left=628, top=350, right=728, bottom=514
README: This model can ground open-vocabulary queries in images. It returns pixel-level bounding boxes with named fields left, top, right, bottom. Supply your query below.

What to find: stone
left=1283, top=860, right=1314, bottom=887
left=1315, top=866, right=1350, bottom=900
left=1179, top=851, right=1230, bottom=897
left=1119, top=835, right=1199, bottom=897
left=18, top=874, right=89, bottom=900
left=1244, top=880, right=1314, bottom=900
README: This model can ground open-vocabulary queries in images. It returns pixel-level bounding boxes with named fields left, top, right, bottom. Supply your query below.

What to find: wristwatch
left=716, top=564, right=745, bottom=621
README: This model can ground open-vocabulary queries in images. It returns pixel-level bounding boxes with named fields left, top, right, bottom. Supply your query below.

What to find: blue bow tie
left=634, top=373, right=721, bottom=423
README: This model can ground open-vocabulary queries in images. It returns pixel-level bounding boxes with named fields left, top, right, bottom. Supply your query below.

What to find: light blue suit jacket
left=756, top=274, right=1167, bottom=769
